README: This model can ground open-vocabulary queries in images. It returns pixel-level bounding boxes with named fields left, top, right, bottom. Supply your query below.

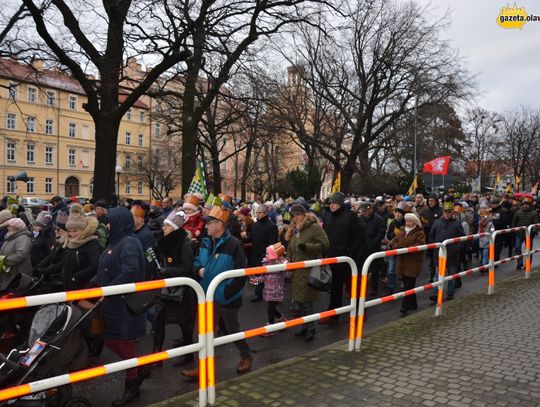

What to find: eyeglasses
left=207, top=219, right=221, bottom=225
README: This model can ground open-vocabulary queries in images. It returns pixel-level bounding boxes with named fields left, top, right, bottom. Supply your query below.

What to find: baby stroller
left=0, top=300, right=102, bottom=406
left=0, top=274, right=43, bottom=354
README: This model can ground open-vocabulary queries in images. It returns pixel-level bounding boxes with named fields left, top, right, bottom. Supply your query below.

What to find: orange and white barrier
left=204, top=257, right=358, bottom=405
left=525, top=223, right=540, bottom=278
left=0, top=277, right=208, bottom=407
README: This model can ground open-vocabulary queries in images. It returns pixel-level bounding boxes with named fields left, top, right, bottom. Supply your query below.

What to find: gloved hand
left=298, top=243, right=306, bottom=251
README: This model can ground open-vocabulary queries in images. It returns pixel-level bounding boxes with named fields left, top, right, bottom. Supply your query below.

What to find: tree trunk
left=212, top=153, right=222, bottom=195
left=241, top=142, right=253, bottom=201
left=92, top=118, right=121, bottom=203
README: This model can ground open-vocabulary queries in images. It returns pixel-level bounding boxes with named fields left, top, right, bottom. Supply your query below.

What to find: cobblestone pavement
left=153, top=271, right=540, bottom=407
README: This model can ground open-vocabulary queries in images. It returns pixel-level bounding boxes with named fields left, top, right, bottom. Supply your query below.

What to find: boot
left=304, top=329, right=315, bottom=342
left=135, top=366, right=151, bottom=387
left=111, top=379, right=140, bottom=406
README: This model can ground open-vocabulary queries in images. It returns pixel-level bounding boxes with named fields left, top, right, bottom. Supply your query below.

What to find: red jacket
left=183, top=211, right=205, bottom=239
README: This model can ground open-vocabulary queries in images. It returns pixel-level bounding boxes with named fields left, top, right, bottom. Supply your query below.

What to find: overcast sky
left=413, top=0, right=540, bottom=113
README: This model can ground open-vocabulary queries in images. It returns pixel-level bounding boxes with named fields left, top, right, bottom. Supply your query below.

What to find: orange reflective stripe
left=526, top=235, right=531, bottom=249
left=319, top=309, right=337, bottom=319
left=206, top=302, right=214, bottom=333
left=135, top=280, right=166, bottom=291
left=348, top=316, right=357, bottom=341
left=138, top=351, right=168, bottom=366
left=321, top=258, right=338, bottom=265
left=286, top=261, right=306, bottom=270
left=488, top=270, right=495, bottom=286
left=437, top=290, right=443, bottom=306
left=244, top=327, right=268, bottom=338
left=356, top=315, right=365, bottom=340
left=0, top=297, right=27, bottom=311
left=350, top=275, right=358, bottom=299
left=489, top=244, right=495, bottom=261
left=245, top=266, right=267, bottom=276
left=65, top=287, right=103, bottom=301
left=207, top=357, right=215, bottom=387
left=0, top=384, right=31, bottom=401
left=283, top=317, right=304, bottom=329
left=198, top=303, right=206, bottom=335
left=199, top=358, right=207, bottom=389
left=360, top=275, right=368, bottom=299
left=69, top=366, right=107, bottom=383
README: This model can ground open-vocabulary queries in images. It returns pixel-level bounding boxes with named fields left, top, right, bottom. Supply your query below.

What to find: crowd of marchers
left=0, top=189, right=538, bottom=406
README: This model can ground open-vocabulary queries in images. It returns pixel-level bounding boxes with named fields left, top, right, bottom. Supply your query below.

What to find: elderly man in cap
left=359, top=200, right=386, bottom=296
left=320, top=192, right=365, bottom=324
left=512, top=195, right=540, bottom=270
left=50, top=195, right=67, bottom=222
left=182, top=205, right=253, bottom=379
left=429, top=200, right=465, bottom=302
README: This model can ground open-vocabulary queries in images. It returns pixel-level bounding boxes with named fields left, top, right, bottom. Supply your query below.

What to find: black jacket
left=491, top=205, right=512, bottom=230
left=36, top=240, right=65, bottom=283
left=323, top=206, right=365, bottom=259
left=247, top=216, right=278, bottom=266
left=31, top=224, right=55, bottom=267
left=363, top=213, right=386, bottom=255
left=62, top=239, right=102, bottom=290
left=419, top=203, right=443, bottom=242
left=135, top=224, right=158, bottom=279
left=429, top=217, right=465, bottom=266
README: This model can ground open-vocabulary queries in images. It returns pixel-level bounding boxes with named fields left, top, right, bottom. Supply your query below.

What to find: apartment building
left=0, top=58, right=152, bottom=200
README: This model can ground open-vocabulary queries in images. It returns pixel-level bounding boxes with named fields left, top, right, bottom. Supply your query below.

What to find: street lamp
left=115, top=165, right=123, bottom=202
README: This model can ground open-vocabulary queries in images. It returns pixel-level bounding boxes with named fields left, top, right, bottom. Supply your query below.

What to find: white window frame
left=137, top=181, right=144, bottom=195
left=45, top=119, right=54, bottom=135
left=125, top=181, right=131, bottom=195
left=125, top=132, right=131, bottom=145
left=68, top=122, right=76, bottom=138
left=26, top=116, right=36, bottom=133
left=127, top=108, right=132, bottom=121
left=45, top=146, right=54, bottom=165
left=26, top=177, right=35, bottom=193
left=6, top=177, right=16, bottom=193
left=155, top=123, right=161, bottom=137
left=125, top=154, right=131, bottom=170
left=26, top=144, right=35, bottom=163
left=138, top=134, right=144, bottom=147
left=27, top=86, right=37, bottom=103
left=68, top=149, right=76, bottom=166
left=45, top=177, right=53, bottom=194
left=46, top=91, right=55, bottom=106
left=139, top=110, right=145, bottom=123
left=6, top=113, right=16, bottom=130
left=6, top=142, right=16, bottom=162
left=69, top=95, right=77, bottom=111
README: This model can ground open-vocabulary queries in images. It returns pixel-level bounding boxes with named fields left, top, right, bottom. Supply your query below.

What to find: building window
left=126, top=108, right=132, bottom=121
left=45, top=177, right=53, bottom=194
left=6, top=113, right=16, bottom=130
left=138, top=134, right=144, bottom=147
left=26, top=144, right=35, bottom=163
left=46, top=91, right=55, bottom=106
left=45, top=146, right=54, bottom=164
left=6, top=177, right=15, bottom=193
left=125, top=132, right=131, bottom=145
left=139, top=110, right=145, bottom=123
left=7, top=82, right=17, bottom=100
left=68, top=149, right=76, bottom=166
left=6, top=143, right=16, bottom=161
left=27, top=87, right=37, bottom=103
left=137, top=181, right=144, bottom=195
left=155, top=123, right=161, bottom=137
left=27, top=177, right=35, bottom=193
left=125, top=181, right=131, bottom=195
left=137, top=155, right=144, bottom=170
left=89, top=181, right=94, bottom=195
left=69, top=95, right=77, bottom=110
left=26, top=117, right=36, bottom=132
left=125, top=154, right=131, bottom=170
left=45, top=119, right=54, bottom=135
left=155, top=103, right=162, bottom=114
left=68, top=122, right=76, bottom=138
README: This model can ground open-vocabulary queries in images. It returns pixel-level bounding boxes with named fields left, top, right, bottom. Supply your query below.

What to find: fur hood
left=65, top=216, right=99, bottom=249
left=285, top=213, right=320, bottom=241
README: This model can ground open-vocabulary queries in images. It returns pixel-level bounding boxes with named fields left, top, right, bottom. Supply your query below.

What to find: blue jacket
left=195, top=229, right=247, bottom=307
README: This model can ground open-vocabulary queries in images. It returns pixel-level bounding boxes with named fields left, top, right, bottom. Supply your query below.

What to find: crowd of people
left=0, top=189, right=538, bottom=405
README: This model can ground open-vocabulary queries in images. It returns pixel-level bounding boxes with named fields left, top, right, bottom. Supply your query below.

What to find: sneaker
left=237, top=355, right=253, bottom=373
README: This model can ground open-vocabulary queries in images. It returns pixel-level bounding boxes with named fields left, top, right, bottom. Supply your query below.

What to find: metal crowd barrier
left=0, top=278, right=208, bottom=407
left=204, top=256, right=358, bottom=405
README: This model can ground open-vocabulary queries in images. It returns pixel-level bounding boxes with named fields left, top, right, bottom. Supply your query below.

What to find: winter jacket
left=362, top=213, right=386, bottom=255
left=0, top=228, right=32, bottom=290
left=227, top=213, right=241, bottom=239
left=135, top=223, right=158, bottom=280
left=286, top=214, right=330, bottom=303
left=392, top=226, right=426, bottom=279
left=156, top=228, right=196, bottom=323
left=478, top=220, right=493, bottom=249
left=31, top=224, right=55, bottom=267
left=148, top=209, right=165, bottom=239
left=429, top=217, right=465, bottom=266
left=35, top=237, right=66, bottom=290
left=512, top=207, right=540, bottom=238
left=419, top=202, right=443, bottom=242
left=323, top=206, right=365, bottom=261
left=490, top=205, right=512, bottom=230
left=62, top=217, right=102, bottom=291
left=386, top=217, right=405, bottom=241
left=95, top=207, right=146, bottom=340
left=183, top=211, right=205, bottom=240
left=196, top=229, right=247, bottom=307
left=247, top=216, right=278, bottom=267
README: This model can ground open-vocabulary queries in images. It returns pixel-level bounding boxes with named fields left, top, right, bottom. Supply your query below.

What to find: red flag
left=423, top=156, right=451, bottom=175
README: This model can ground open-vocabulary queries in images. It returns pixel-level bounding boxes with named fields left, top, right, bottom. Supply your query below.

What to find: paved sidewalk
left=153, top=271, right=540, bottom=407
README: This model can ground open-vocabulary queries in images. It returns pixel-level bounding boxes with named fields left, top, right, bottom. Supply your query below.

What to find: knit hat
left=0, top=209, right=13, bottom=227
left=33, top=211, right=52, bottom=227
left=183, top=195, right=201, bottom=212
left=442, top=201, right=454, bottom=212
left=257, top=204, right=269, bottom=214
left=83, top=203, right=94, bottom=214
left=329, top=192, right=345, bottom=206
left=50, top=195, right=63, bottom=204
left=289, top=204, right=306, bottom=215
left=5, top=217, right=27, bottom=231
left=404, top=213, right=422, bottom=228
left=66, top=204, right=87, bottom=231
left=203, top=206, right=230, bottom=224
left=55, top=209, right=69, bottom=230
left=395, top=201, right=407, bottom=215
left=163, top=211, right=186, bottom=230
left=266, top=242, right=286, bottom=260
left=239, top=207, right=251, bottom=217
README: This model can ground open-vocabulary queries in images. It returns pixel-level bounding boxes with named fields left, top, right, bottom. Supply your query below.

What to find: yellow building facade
left=0, top=58, right=153, bottom=200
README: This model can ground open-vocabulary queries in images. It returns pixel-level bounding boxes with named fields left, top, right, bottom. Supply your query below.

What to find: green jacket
left=512, top=208, right=540, bottom=238
left=287, top=214, right=330, bottom=303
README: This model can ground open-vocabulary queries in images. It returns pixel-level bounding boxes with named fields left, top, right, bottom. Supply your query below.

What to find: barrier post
left=525, top=227, right=532, bottom=279
left=354, top=258, right=370, bottom=351
left=435, top=245, right=447, bottom=317
left=198, top=301, right=207, bottom=407
left=488, top=232, right=495, bottom=295
left=206, top=300, right=216, bottom=405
